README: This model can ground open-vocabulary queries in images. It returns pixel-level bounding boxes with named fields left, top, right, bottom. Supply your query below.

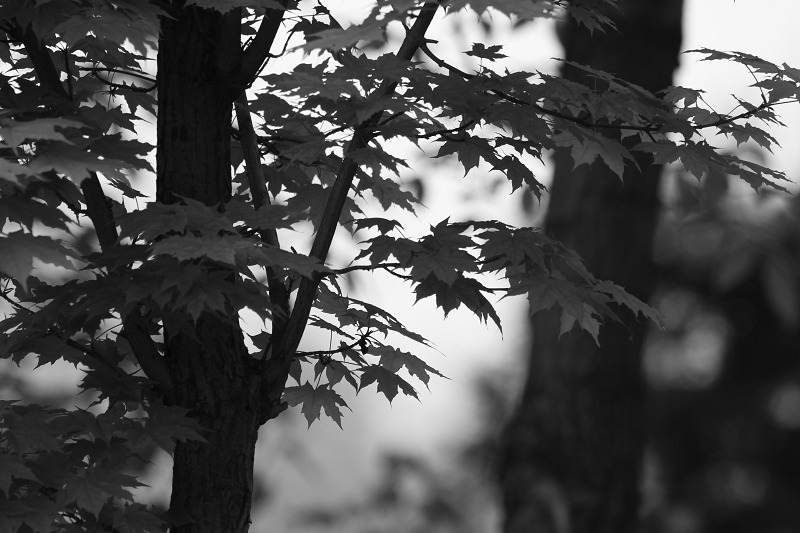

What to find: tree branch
left=272, top=0, right=443, bottom=364
left=120, top=312, right=174, bottom=393
left=418, top=40, right=780, bottom=134
left=234, top=92, right=290, bottom=345
left=78, top=66, right=157, bottom=84
left=232, top=1, right=291, bottom=93
left=332, top=263, right=402, bottom=275
left=10, top=22, right=68, bottom=101
left=13, top=18, right=172, bottom=394
left=330, top=262, right=412, bottom=280
left=81, top=174, right=174, bottom=393
left=295, top=328, right=372, bottom=360
left=80, top=173, right=119, bottom=249
left=90, top=70, right=157, bottom=93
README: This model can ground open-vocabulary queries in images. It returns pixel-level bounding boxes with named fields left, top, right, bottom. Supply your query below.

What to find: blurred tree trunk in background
left=499, top=2, right=684, bottom=533
left=648, top=186, right=800, bottom=532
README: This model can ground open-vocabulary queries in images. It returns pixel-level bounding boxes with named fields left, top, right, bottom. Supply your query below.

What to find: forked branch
left=233, top=0, right=292, bottom=93
left=271, top=0, right=444, bottom=364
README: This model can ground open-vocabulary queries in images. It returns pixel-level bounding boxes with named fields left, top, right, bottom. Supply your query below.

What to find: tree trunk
left=157, top=5, right=263, bottom=532
left=499, top=3, right=684, bottom=533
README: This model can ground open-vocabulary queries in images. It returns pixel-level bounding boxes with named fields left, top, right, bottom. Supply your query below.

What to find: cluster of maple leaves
left=1, top=0, right=799, bottom=531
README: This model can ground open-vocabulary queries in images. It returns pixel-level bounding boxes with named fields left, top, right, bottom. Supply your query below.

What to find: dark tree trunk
left=156, top=5, right=263, bottom=533
left=499, top=3, right=684, bottom=533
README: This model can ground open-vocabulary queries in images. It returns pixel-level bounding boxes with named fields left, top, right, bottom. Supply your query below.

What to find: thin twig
left=333, top=263, right=402, bottom=275
left=235, top=0, right=291, bottom=92
left=295, top=328, right=372, bottom=359
left=90, top=70, right=157, bottom=93
left=418, top=39, right=780, bottom=135
left=77, top=66, right=156, bottom=84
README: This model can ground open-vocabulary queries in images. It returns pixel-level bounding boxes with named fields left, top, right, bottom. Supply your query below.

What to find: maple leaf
left=370, top=345, right=446, bottom=388
left=1, top=403, right=70, bottom=454
left=554, top=129, right=634, bottom=179
left=447, top=0, right=559, bottom=19
left=434, top=137, right=496, bottom=175
left=0, top=195, right=71, bottom=231
left=63, top=469, right=140, bottom=517
left=324, top=360, right=359, bottom=390
left=246, top=245, right=333, bottom=278
left=594, top=280, right=664, bottom=328
left=283, top=382, right=350, bottom=428
left=0, top=495, right=56, bottom=533
left=415, top=274, right=502, bottom=330
left=354, top=167, right=418, bottom=212
left=569, top=5, right=616, bottom=34
left=558, top=302, right=602, bottom=343
left=112, top=503, right=167, bottom=533
left=492, top=155, right=544, bottom=196
left=0, top=233, right=76, bottom=291
left=223, top=198, right=303, bottom=231
left=153, top=235, right=242, bottom=266
left=409, top=245, right=477, bottom=286
left=0, top=454, right=38, bottom=494
left=138, top=402, right=207, bottom=454
left=477, top=224, right=548, bottom=272
left=634, top=140, right=719, bottom=180
left=0, top=117, right=82, bottom=147
left=0, top=159, right=31, bottom=187
left=28, top=143, right=140, bottom=181
left=466, top=43, right=507, bottom=61
left=359, top=365, right=418, bottom=404
left=348, top=217, right=403, bottom=234
left=661, top=85, right=705, bottom=106
left=511, top=274, right=591, bottom=322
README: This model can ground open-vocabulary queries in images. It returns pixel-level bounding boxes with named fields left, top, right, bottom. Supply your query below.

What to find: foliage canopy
left=0, top=0, right=798, bottom=531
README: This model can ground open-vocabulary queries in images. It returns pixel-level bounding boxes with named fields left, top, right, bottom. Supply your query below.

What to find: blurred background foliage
left=284, top=164, right=800, bottom=533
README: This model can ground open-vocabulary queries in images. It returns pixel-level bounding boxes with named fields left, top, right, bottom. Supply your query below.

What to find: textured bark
left=499, top=3, right=684, bottom=533
left=156, top=6, right=263, bottom=533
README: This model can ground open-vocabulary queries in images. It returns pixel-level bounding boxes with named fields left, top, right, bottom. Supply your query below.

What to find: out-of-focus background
left=2, top=2, right=799, bottom=532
